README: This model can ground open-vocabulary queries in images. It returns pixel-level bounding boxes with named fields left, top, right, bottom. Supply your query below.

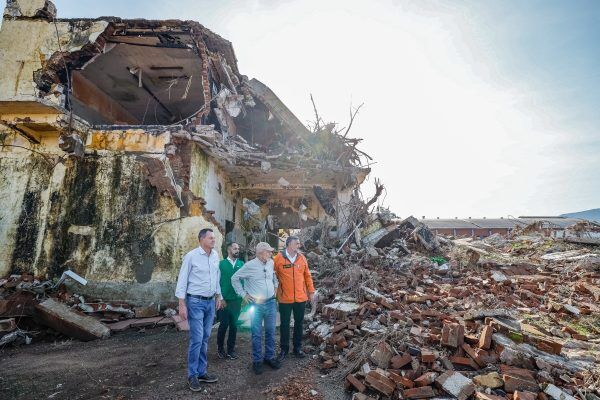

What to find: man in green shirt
left=217, top=242, right=244, bottom=359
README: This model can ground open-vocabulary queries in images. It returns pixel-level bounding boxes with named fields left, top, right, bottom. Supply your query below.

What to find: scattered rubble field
left=0, top=328, right=323, bottom=400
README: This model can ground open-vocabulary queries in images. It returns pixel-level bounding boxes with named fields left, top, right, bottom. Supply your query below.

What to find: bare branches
left=305, top=94, right=371, bottom=167
left=309, top=93, right=324, bottom=133
left=364, top=178, right=385, bottom=211
left=343, top=102, right=364, bottom=138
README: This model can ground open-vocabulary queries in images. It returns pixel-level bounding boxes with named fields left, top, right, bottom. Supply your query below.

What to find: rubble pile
left=305, top=215, right=600, bottom=400
left=0, top=271, right=188, bottom=346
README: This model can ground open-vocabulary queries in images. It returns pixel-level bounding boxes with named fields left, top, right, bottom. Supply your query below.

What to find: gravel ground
left=0, top=326, right=349, bottom=400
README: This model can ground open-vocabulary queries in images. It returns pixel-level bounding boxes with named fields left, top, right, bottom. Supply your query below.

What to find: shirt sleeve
left=303, top=257, right=315, bottom=293
left=231, top=263, right=250, bottom=298
left=215, top=258, right=222, bottom=296
left=271, top=261, right=279, bottom=290
left=175, top=252, right=192, bottom=299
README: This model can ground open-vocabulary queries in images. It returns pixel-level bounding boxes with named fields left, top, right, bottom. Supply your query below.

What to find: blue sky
left=2, top=0, right=598, bottom=217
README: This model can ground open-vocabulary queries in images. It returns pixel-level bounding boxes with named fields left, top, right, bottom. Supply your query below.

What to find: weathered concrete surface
left=0, top=14, right=107, bottom=103
left=0, top=142, right=223, bottom=298
left=34, top=297, right=110, bottom=340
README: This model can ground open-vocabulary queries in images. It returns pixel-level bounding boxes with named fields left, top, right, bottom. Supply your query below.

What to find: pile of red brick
left=306, top=230, right=600, bottom=400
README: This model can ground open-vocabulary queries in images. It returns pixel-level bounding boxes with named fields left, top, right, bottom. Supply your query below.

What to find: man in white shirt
left=175, top=228, right=223, bottom=392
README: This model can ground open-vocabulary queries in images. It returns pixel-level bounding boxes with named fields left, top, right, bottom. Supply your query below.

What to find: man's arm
left=215, top=259, right=223, bottom=309
left=231, top=264, right=249, bottom=299
left=175, top=253, right=192, bottom=319
left=272, top=261, right=279, bottom=291
left=303, top=257, right=315, bottom=298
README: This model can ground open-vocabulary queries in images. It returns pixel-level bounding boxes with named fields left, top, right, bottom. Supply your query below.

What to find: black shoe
left=227, top=350, right=239, bottom=360
left=293, top=349, right=306, bottom=358
left=264, top=358, right=281, bottom=369
left=197, top=373, right=218, bottom=383
left=253, top=362, right=264, bottom=375
left=188, top=376, right=202, bottom=392
left=217, top=348, right=227, bottom=359
left=278, top=350, right=288, bottom=362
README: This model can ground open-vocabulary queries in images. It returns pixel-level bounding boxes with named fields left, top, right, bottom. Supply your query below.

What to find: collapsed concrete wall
left=0, top=0, right=371, bottom=303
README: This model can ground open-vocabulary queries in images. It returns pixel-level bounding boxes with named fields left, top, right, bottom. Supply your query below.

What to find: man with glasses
left=231, top=242, right=281, bottom=375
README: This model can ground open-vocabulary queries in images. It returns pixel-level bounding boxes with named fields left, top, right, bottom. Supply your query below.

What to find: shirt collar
left=286, top=250, right=297, bottom=260
left=198, top=246, right=214, bottom=256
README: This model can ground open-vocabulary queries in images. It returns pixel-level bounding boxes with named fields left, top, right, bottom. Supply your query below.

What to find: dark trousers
left=216, top=299, right=242, bottom=352
left=279, top=301, right=306, bottom=353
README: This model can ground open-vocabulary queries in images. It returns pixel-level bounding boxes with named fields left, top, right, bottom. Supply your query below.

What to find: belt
left=253, top=296, right=276, bottom=304
left=187, top=293, right=215, bottom=300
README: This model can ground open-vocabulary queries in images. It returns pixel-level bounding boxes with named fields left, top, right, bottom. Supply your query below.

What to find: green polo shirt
left=219, top=258, right=245, bottom=301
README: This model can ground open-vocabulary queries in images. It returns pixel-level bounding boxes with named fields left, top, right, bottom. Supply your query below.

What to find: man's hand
left=308, top=292, right=315, bottom=303
left=178, top=299, right=187, bottom=320
left=216, top=297, right=224, bottom=310
left=243, top=294, right=256, bottom=305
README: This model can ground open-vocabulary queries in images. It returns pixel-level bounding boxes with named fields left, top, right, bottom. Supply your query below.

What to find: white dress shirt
left=285, top=250, right=297, bottom=264
left=175, top=246, right=221, bottom=299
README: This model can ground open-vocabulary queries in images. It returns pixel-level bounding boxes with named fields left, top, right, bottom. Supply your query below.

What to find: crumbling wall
left=0, top=11, right=107, bottom=104
left=189, top=144, right=236, bottom=228
left=0, top=130, right=222, bottom=303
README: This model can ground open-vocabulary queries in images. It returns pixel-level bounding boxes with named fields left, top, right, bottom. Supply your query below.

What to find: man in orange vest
left=274, top=236, right=315, bottom=361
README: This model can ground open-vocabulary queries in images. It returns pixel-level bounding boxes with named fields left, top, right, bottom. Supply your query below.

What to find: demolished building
left=0, top=0, right=370, bottom=303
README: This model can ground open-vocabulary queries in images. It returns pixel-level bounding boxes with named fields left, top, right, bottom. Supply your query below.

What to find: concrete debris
left=304, top=218, right=600, bottom=400
left=0, top=329, right=31, bottom=346
left=0, top=317, right=16, bottom=332
left=544, top=384, right=578, bottom=400
left=0, top=272, right=185, bottom=344
left=35, top=298, right=111, bottom=341
left=435, top=371, right=475, bottom=400
left=0, top=2, right=599, bottom=399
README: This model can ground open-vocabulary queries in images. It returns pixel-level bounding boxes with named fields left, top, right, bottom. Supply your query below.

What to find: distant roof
left=560, top=208, right=600, bottom=223
left=420, top=217, right=584, bottom=230
left=421, top=219, right=483, bottom=229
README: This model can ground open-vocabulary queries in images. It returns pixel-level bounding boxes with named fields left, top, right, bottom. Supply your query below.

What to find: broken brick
left=369, top=341, right=393, bottom=368
left=420, top=349, right=436, bottom=363
left=502, top=374, right=539, bottom=393
left=475, top=393, right=506, bottom=400
left=391, top=352, right=412, bottom=369
left=365, top=371, right=395, bottom=396
left=414, top=372, right=437, bottom=387
left=514, top=391, right=537, bottom=400
left=403, top=386, right=435, bottom=399
left=462, top=343, right=485, bottom=367
left=478, top=325, right=493, bottom=350
left=449, top=356, right=479, bottom=370
left=441, top=322, right=464, bottom=348
left=346, top=374, right=366, bottom=393
left=388, top=371, right=414, bottom=388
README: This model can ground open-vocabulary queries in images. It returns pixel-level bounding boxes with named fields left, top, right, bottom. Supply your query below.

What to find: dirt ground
left=0, top=326, right=347, bottom=400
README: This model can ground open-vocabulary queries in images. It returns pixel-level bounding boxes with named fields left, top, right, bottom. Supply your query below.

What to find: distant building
left=419, top=216, right=584, bottom=238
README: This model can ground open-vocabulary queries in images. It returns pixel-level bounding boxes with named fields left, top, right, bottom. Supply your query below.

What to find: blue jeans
left=186, top=296, right=215, bottom=378
left=250, top=298, right=276, bottom=363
